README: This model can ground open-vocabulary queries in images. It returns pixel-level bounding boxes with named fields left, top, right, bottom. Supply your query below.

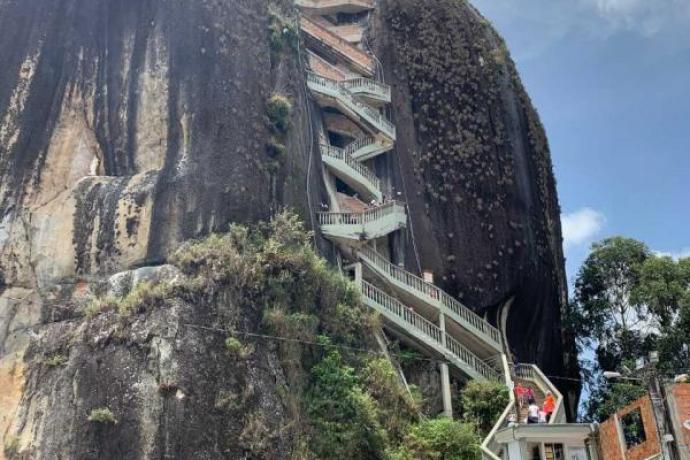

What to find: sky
left=471, top=0, right=690, bottom=286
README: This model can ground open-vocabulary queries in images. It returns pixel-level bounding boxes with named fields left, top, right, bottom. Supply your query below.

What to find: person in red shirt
left=514, top=383, right=527, bottom=408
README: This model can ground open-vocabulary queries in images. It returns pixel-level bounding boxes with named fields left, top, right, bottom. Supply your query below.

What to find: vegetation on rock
left=42, top=353, right=68, bottom=367
left=87, top=407, right=118, bottom=425
left=268, top=6, right=299, bottom=57
left=84, top=282, right=174, bottom=318
left=3, top=436, right=20, bottom=458
left=388, top=418, right=481, bottom=460
left=66, top=211, right=489, bottom=457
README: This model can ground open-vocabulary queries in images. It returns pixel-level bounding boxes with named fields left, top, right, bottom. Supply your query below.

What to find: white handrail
left=481, top=354, right=516, bottom=460
left=341, top=77, right=391, bottom=99
left=357, top=246, right=502, bottom=348
left=317, top=201, right=405, bottom=226
left=514, top=363, right=565, bottom=424
left=306, top=72, right=396, bottom=138
left=361, top=280, right=499, bottom=381
left=320, top=143, right=381, bottom=190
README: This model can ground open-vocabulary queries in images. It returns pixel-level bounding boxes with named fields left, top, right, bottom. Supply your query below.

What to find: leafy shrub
left=266, top=139, right=286, bottom=157
left=225, top=336, right=251, bottom=359
left=87, top=407, right=118, bottom=424
left=263, top=309, right=319, bottom=342
left=389, top=418, right=481, bottom=460
left=43, top=353, right=67, bottom=367
left=240, top=410, right=271, bottom=456
left=268, top=8, right=299, bottom=55
left=307, top=349, right=388, bottom=459
left=84, top=282, right=173, bottom=318
left=458, top=380, right=510, bottom=436
left=3, top=436, right=19, bottom=458
left=266, top=94, right=292, bottom=134
left=362, top=358, right=419, bottom=441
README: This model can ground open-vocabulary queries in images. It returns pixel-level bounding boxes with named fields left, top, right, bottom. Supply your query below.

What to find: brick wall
left=598, top=395, right=662, bottom=460
left=667, top=383, right=690, bottom=460
left=599, top=417, right=625, bottom=460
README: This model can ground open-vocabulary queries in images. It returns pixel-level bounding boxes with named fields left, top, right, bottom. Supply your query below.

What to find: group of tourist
left=514, top=383, right=556, bottom=424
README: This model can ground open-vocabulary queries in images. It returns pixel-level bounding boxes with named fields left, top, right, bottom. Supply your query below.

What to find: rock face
left=0, top=0, right=323, bottom=291
left=13, top=284, right=295, bottom=459
left=0, top=0, right=578, bottom=455
left=372, top=0, right=578, bottom=409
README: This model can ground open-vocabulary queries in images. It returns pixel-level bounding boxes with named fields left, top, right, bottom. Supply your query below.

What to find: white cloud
left=561, top=208, right=606, bottom=250
left=580, top=0, right=690, bottom=36
left=472, top=0, right=690, bottom=59
left=654, top=247, right=690, bottom=260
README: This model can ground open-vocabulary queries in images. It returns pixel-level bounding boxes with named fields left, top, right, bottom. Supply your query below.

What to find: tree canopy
left=568, top=236, right=690, bottom=421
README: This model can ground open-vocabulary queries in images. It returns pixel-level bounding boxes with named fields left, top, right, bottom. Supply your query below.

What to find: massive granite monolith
left=0, top=0, right=579, bottom=456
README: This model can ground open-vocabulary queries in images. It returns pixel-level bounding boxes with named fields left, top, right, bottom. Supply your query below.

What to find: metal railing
left=357, top=246, right=502, bottom=349
left=363, top=281, right=444, bottom=343
left=514, top=363, right=565, bottom=424
left=317, top=201, right=405, bottom=226
left=320, top=143, right=381, bottom=190
left=482, top=355, right=516, bottom=460
left=306, top=72, right=396, bottom=139
left=341, top=77, right=391, bottom=99
left=361, top=281, right=499, bottom=381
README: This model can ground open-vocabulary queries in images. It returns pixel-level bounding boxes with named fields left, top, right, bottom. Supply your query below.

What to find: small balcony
left=318, top=201, right=406, bottom=242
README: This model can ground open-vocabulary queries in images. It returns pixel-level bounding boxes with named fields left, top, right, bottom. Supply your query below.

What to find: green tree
left=572, top=237, right=651, bottom=369
left=583, top=381, right=647, bottom=422
left=307, top=348, right=388, bottom=460
left=389, top=418, right=481, bottom=460
left=572, top=237, right=690, bottom=421
left=633, top=256, right=690, bottom=328
left=458, top=380, right=510, bottom=437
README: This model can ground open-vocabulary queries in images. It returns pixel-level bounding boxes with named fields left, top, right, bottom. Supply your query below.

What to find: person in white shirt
left=526, top=398, right=539, bottom=424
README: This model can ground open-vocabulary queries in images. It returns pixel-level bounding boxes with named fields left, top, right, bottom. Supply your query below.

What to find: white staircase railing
left=343, top=136, right=393, bottom=162
left=306, top=72, right=396, bottom=139
left=357, top=246, right=502, bottom=351
left=481, top=354, right=516, bottom=460
left=320, top=143, right=382, bottom=197
left=361, top=280, right=500, bottom=382
left=341, top=77, right=391, bottom=102
left=514, top=363, right=565, bottom=424
left=318, top=201, right=405, bottom=226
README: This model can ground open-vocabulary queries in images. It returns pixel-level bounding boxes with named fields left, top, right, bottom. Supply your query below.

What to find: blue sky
left=471, top=0, right=690, bottom=285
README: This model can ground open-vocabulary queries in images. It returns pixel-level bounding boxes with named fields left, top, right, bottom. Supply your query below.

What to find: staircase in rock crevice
left=296, top=3, right=565, bottom=458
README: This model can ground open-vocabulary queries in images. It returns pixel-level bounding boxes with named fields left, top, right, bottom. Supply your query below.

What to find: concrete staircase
left=297, top=8, right=565, bottom=459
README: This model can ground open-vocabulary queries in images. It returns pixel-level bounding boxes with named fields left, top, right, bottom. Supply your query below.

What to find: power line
left=180, top=322, right=447, bottom=365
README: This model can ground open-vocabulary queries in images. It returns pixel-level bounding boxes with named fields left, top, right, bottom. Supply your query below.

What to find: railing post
left=438, top=312, right=453, bottom=418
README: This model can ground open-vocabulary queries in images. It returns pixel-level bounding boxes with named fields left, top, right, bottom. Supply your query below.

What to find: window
left=568, top=446, right=588, bottom=460
left=529, top=445, right=540, bottom=460
left=621, top=408, right=647, bottom=449
left=544, top=444, right=564, bottom=460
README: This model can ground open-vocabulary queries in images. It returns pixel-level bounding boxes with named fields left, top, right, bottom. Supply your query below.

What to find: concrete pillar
left=354, top=262, right=363, bottom=287
left=438, top=312, right=453, bottom=418
left=440, top=362, right=453, bottom=418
